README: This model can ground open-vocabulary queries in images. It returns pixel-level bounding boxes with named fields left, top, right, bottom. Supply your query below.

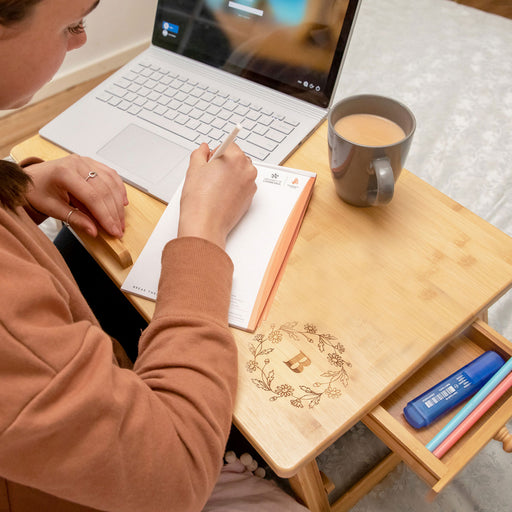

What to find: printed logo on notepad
left=263, top=172, right=283, bottom=186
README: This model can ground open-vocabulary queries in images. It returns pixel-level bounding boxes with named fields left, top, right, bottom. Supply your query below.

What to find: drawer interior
left=364, top=320, right=512, bottom=494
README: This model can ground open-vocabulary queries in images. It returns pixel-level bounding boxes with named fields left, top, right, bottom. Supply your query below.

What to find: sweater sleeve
left=0, top=236, right=237, bottom=512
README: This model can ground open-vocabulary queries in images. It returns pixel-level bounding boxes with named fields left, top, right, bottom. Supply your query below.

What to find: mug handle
left=370, top=157, right=394, bottom=205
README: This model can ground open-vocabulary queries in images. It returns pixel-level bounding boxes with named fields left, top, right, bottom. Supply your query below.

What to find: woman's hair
left=0, top=0, right=43, bottom=25
left=0, top=160, right=32, bottom=211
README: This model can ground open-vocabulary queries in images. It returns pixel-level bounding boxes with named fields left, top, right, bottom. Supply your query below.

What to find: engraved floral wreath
left=246, top=322, right=352, bottom=409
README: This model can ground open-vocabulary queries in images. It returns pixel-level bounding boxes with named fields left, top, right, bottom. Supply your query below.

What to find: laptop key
left=271, top=119, right=294, bottom=134
left=96, top=91, right=112, bottom=102
left=253, top=124, right=268, bottom=136
left=247, top=133, right=278, bottom=152
left=108, top=97, right=122, bottom=107
left=138, top=110, right=199, bottom=142
left=211, top=118, right=227, bottom=130
left=237, top=139, right=270, bottom=161
left=127, top=105, right=142, bottom=116
left=266, top=128, right=286, bottom=143
left=246, top=110, right=261, bottom=122
left=209, top=127, right=223, bottom=140
left=106, top=84, right=127, bottom=98
left=117, top=100, right=131, bottom=111
left=175, top=113, right=189, bottom=124
left=153, top=105, right=167, bottom=116
left=115, top=78, right=131, bottom=89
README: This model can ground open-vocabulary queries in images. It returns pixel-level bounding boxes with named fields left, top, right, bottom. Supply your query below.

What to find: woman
left=0, top=1, right=308, bottom=511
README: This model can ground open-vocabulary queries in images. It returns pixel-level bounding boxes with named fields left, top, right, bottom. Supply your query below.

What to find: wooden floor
left=1, top=0, right=511, bottom=159
left=452, top=0, right=512, bottom=18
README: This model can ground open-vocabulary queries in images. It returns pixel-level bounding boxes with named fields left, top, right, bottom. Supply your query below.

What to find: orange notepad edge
left=245, top=175, right=316, bottom=332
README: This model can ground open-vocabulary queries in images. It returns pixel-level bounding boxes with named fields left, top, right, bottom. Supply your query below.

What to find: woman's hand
left=178, top=143, right=257, bottom=249
left=23, top=155, right=128, bottom=238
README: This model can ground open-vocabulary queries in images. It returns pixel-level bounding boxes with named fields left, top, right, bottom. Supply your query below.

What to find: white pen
left=209, top=123, right=242, bottom=161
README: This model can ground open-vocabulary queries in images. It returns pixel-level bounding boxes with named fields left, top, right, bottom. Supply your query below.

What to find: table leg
left=330, top=452, right=401, bottom=511
left=288, top=459, right=331, bottom=512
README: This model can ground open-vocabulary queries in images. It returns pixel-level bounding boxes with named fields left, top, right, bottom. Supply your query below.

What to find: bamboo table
left=12, top=122, right=512, bottom=511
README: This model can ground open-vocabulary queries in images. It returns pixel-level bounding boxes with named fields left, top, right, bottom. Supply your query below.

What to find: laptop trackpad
left=98, top=124, right=190, bottom=186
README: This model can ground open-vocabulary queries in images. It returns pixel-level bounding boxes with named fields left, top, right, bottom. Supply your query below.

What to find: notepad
left=121, top=162, right=316, bottom=331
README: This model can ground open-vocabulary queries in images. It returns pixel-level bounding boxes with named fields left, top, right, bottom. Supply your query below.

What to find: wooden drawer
left=363, top=319, right=512, bottom=496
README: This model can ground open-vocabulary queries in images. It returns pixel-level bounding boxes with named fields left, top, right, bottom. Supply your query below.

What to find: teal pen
left=426, top=355, right=512, bottom=451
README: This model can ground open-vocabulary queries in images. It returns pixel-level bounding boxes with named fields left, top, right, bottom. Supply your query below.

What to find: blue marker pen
left=403, top=351, right=505, bottom=429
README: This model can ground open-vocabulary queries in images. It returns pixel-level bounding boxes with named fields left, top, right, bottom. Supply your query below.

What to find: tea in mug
left=334, top=113, right=406, bottom=147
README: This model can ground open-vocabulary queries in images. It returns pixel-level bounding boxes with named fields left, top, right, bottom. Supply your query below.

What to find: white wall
left=26, top=0, right=158, bottom=104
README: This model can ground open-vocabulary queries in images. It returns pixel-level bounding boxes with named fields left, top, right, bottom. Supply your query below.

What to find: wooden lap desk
left=12, top=124, right=512, bottom=512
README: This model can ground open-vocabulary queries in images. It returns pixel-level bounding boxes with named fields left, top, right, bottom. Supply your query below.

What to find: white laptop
left=40, top=0, right=361, bottom=203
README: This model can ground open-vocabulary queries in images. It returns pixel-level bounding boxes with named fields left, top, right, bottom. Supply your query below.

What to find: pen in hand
left=209, top=124, right=242, bottom=161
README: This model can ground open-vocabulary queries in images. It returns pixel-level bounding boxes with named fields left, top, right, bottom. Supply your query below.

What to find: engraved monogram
left=246, top=322, right=351, bottom=408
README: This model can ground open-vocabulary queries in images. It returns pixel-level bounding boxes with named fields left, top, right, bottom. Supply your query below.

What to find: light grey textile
left=316, top=0, right=512, bottom=509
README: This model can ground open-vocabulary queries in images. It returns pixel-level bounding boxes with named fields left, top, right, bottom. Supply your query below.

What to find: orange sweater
left=0, top=205, right=237, bottom=512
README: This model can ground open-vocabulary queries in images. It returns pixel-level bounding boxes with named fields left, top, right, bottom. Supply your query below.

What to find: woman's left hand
left=23, top=154, right=128, bottom=238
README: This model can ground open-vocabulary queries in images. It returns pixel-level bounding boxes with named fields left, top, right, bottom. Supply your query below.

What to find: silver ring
left=85, top=171, right=97, bottom=182
left=64, top=208, right=78, bottom=227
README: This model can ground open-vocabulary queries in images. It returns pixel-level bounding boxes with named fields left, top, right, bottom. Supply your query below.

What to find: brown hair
left=0, top=160, right=32, bottom=211
left=0, top=0, right=43, bottom=25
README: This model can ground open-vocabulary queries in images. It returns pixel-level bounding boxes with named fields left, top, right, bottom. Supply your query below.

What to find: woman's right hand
left=178, top=143, right=257, bottom=249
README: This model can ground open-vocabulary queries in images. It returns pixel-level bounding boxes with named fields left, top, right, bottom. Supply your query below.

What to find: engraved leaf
left=309, top=395, right=321, bottom=408
left=321, top=370, right=340, bottom=378
left=339, top=372, right=349, bottom=387
left=280, top=321, right=298, bottom=330
left=252, top=379, right=270, bottom=391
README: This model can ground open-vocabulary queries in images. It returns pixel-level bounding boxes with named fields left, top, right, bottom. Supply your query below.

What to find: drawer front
left=364, top=320, right=512, bottom=494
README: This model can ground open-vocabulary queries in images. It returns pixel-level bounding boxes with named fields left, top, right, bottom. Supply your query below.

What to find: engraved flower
left=246, top=360, right=259, bottom=373
left=268, top=330, right=283, bottom=344
left=290, top=398, right=304, bottom=408
left=304, top=323, right=317, bottom=334
left=326, top=387, right=342, bottom=399
left=254, top=334, right=265, bottom=342
left=275, top=384, right=294, bottom=397
left=327, top=352, right=346, bottom=367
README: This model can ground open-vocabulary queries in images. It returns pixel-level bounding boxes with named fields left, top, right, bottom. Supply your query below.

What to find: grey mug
left=327, top=94, right=416, bottom=206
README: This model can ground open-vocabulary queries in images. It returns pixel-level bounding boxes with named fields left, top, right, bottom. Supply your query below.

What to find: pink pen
left=433, top=370, right=512, bottom=458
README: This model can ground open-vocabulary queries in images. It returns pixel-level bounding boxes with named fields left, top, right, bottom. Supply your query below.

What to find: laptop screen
left=152, top=0, right=360, bottom=108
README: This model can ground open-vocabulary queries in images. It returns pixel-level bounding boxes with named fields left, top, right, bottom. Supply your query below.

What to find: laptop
left=40, top=0, right=361, bottom=203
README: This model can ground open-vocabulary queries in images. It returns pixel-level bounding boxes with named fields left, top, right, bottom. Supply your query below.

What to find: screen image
left=152, top=0, right=359, bottom=107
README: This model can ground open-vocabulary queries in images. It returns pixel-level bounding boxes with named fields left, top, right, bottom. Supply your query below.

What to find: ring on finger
left=85, top=171, right=97, bottom=182
left=64, top=207, right=79, bottom=227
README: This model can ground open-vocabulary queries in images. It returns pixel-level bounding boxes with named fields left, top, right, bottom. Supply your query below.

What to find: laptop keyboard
left=95, top=61, right=300, bottom=161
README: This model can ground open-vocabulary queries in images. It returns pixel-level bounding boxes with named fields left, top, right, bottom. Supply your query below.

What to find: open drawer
left=363, top=319, right=512, bottom=496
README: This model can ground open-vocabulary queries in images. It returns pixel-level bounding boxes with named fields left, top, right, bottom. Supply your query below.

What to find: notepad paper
left=121, top=162, right=316, bottom=331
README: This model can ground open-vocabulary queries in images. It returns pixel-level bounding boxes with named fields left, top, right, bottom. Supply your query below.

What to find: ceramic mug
left=327, top=94, right=416, bottom=206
